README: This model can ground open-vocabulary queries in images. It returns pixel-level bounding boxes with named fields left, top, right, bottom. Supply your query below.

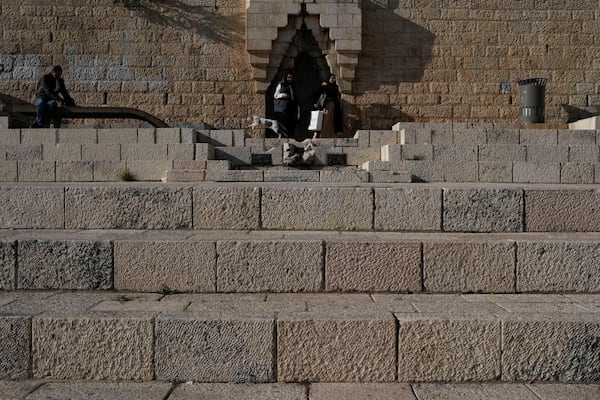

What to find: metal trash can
left=517, top=78, right=547, bottom=123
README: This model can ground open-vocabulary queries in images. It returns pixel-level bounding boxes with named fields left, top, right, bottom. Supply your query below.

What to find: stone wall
left=1, top=0, right=599, bottom=130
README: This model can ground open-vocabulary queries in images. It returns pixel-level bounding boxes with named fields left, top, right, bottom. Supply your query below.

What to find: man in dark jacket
left=273, top=71, right=298, bottom=136
left=32, top=65, right=75, bottom=128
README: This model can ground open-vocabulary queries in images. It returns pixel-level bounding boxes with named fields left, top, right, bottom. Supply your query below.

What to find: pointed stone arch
left=245, top=0, right=361, bottom=94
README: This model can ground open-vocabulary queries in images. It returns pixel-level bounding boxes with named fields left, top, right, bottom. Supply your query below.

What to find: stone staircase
left=1, top=121, right=600, bottom=398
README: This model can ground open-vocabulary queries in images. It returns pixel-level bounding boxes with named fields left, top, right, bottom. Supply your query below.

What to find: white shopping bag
left=308, top=110, right=324, bottom=131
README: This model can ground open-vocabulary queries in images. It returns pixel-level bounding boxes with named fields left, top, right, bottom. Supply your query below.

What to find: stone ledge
left=1, top=292, right=599, bottom=383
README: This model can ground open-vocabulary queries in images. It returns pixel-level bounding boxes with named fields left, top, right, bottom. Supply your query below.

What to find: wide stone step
left=1, top=381, right=599, bottom=399
left=2, top=182, right=600, bottom=233
left=1, top=291, right=599, bottom=383
left=2, top=230, right=600, bottom=294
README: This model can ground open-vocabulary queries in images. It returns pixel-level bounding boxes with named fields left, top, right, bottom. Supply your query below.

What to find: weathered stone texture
left=0, top=187, right=64, bottom=229
left=517, top=241, right=600, bottom=292
left=443, top=188, right=523, bottom=232
left=17, top=240, right=113, bottom=290
left=32, top=314, right=154, bottom=380
left=262, top=187, right=372, bottom=230
left=525, top=189, right=600, bottom=232
left=217, top=240, right=323, bottom=292
left=169, top=383, right=307, bottom=400
left=397, top=314, right=501, bottom=382
left=0, top=316, right=31, bottom=379
left=0, top=241, right=16, bottom=290
left=155, top=314, right=274, bottom=382
left=326, top=241, right=421, bottom=292
left=502, top=314, right=600, bottom=382
left=24, top=382, right=171, bottom=400
left=193, top=187, right=260, bottom=229
left=278, top=311, right=396, bottom=382
left=65, top=186, right=192, bottom=229
left=424, top=241, right=515, bottom=293
left=114, top=241, right=216, bottom=292
left=374, top=188, right=442, bottom=231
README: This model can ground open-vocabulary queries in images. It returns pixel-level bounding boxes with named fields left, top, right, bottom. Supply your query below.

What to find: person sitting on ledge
left=32, top=65, right=75, bottom=128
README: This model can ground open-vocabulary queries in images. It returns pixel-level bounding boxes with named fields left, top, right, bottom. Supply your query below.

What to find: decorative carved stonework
left=245, top=0, right=361, bottom=94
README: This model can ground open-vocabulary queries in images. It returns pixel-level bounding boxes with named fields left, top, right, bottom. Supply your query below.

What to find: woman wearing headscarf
left=313, top=73, right=343, bottom=137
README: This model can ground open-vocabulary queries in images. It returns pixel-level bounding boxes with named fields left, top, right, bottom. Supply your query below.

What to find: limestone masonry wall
left=1, top=0, right=599, bottom=129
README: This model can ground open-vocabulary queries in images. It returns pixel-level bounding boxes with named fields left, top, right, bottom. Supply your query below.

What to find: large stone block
left=0, top=315, right=30, bottom=379
left=217, top=240, right=322, bottom=292
left=56, top=161, right=94, bottom=181
left=17, top=161, right=55, bottom=182
left=122, top=144, right=168, bottom=160
left=401, top=144, right=433, bottom=161
left=126, top=160, right=173, bottom=181
left=568, top=145, right=599, bottom=162
left=424, top=241, right=515, bottom=292
left=502, top=314, right=600, bottom=381
left=310, top=383, right=416, bottom=400
left=527, top=383, right=600, bottom=399
left=453, top=129, right=486, bottom=145
left=0, top=161, right=17, bottom=182
left=24, top=382, right=171, bottom=400
left=21, top=128, right=56, bottom=144
left=17, top=240, right=112, bottom=290
left=82, top=144, right=121, bottom=161
left=519, top=129, right=558, bottom=145
left=92, top=161, right=126, bottom=181
left=42, top=144, right=81, bottom=161
left=5, top=144, right=42, bottom=161
left=168, top=144, right=195, bottom=160
left=403, top=160, right=444, bottom=182
left=374, top=188, right=442, bottom=231
left=397, top=314, right=501, bottom=381
left=214, top=147, right=252, bottom=167
left=0, top=187, right=64, bottom=229
left=56, top=129, right=97, bottom=144
left=97, top=129, right=138, bottom=144
left=0, top=381, right=41, bottom=399
left=156, top=127, right=181, bottom=143
left=0, top=241, right=16, bottom=290
left=205, top=170, right=264, bottom=182
left=478, top=144, right=526, bottom=162
left=557, top=129, right=596, bottom=146
left=326, top=241, right=421, bottom=292
left=439, top=161, right=479, bottom=182
left=524, top=189, right=600, bottom=232
left=513, top=162, right=560, bottom=183
left=155, top=313, right=274, bottom=382
left=516, top=241, right=600, bottom=292
left=277, top=310, right=396, bottom=382
left=0, top=129, right=19, bottom=144
left=527, top=145, right=568, bottom=163
left=262, top=187, right=373, bottom=231
left=486, top=128, right=520, bottom=144
left=65, top=186, right=192, bottom=229
left=478, top=161, right=512, bottom=182
left=433, top=144, right=478, bottom=161
left=412, top=383, right=538, bottom=400
left=319, top=169, right=369, bottom=183
left=264, top=170, right=320, bottom=182
left=443, top=188, right=523, bottom=232
left=560, top=162, right=594, bottom=184
left=170, top=383, right=305, bottom=399
left=193, top=187, right=260, bottom=230
left=32, top=313, right=154, bottom=380
left=114, top=241, right=216, bottom=292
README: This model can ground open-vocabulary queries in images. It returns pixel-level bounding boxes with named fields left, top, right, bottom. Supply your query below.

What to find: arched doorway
left=265, top=21, right=331, bottom=140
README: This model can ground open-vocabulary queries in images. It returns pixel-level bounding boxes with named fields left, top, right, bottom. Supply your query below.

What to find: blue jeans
left=34, top=98, right=57, bottom=127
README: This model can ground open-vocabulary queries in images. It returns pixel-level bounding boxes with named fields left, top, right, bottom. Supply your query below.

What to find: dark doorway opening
left=265, top=22, right=330, bottom=140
